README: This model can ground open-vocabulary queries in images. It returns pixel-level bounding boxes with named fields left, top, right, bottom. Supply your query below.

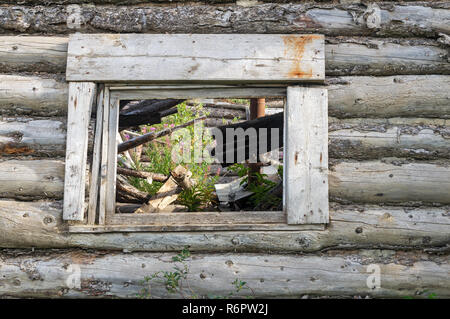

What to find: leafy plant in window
left=228, top=163, right=283, bottom=209
left=127, top=102, right=217, bottom=209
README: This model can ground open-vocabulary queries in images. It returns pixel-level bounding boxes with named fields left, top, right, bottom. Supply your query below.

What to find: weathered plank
left=0, top=75, right=68, bottom=116
left=2, top=74, right=449, bottom=118
left=285, top=87, right=328, bottom=224
left=63, top=82, right=96, bottom=221
left=0, top=249, right=448, bottom=298
left=104, top=96, right=119, bottom=218
left=87, top=87, right=104, bottom=225
left=0, top=3, right=448, bottom=37
left=66, top=34, right=325, bottom=82
left=98, top=88, right=110, bottom=225
left=0, top=117, right=66, bottom=157
left=0, top=200, right=449, bottom=252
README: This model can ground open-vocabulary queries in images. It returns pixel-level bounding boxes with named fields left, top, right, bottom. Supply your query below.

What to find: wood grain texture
left=66, top=34, right=325, bottom=83
left=329, top=160, right=450, bottom=205
left=0, top=160, right=64, bottom=200
left=0, top=75, right=68, bottom=116
left=0, top=117, right=66, bottom=157
left=63, top=82, right=96, bottom=221
left=1, top=200, right=448, bottom=252
left=329, top=117, right=450, bottom=160
left=87, top=87, right=104, bottom=225
left=98, top=87, right=110, bottom=225
left=3, top=35, right=449, bottom=76
left=104, top=96, right=119, bottom=218
left=1, top=159, right=449, bottom=204
left=0, top=249, right=448, bottom=298
left=327, top=75, right=450, bottom=118
left=0, top=36, right=67, bottom=73
left=0, top=3, right=448, bottom=37
left=2, top=74, right=449, bottom=118
left=3, top=116, right=447, bottom=160
left=285, top=87, right=328, bottom=224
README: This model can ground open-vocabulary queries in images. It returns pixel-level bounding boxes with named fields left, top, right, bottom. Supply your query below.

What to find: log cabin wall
left=0, top=1, right=449, bottom=298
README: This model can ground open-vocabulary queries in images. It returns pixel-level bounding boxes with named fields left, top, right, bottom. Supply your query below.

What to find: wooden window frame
left=62, top=34, right=328, bottom=233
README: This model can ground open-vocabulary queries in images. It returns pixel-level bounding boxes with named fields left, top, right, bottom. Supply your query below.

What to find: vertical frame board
left=63, top=82, right=96, bottom=221
left=105, top=96, right=120, bottom=220
left=87, top=86, right=104, bottom=225
left=98, top=87, right=110, bottom=225
left=284, top=86, right=329, bottom=224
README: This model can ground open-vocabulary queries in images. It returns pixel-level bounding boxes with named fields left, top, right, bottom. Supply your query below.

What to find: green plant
left=228, top=163, right=282, bottom=208
left=127, top=102, right=218, bottom=210
left=138, top=248, right=254, bottom=299
left=178, top=178, right=217, bottom=212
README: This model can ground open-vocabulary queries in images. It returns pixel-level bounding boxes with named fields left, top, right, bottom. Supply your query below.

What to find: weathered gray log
left=0, top=117, right=66, bottom=157
left=118, top=117, right=205, bottom=153
left=1, top=116, right=447, bottom=160
left=2, top=34, right=449, bottom=76
left=0, top=0, right=444, bottom=5
left=0, top=200, right=448, bottom=252
left=327, top=75, right=450, bottom=118
left=325, top=38, right=450, bottom=76
left=0, top=159, right=65, bottom=200
left=2, top=74, right=448, bottom=118
left=201, top=107, right=246, bottom=120
left=1, top=158, right=449, bottom=204
left=0, top=75, right=68, bottom=116
left=0, top=3, right=448, bottom=37
left=117, top=167, right=167, bottom=183
left=328, top=117, right=450, bottom=160
left=0, top=248, right=448, bottom=298
left=116, top=178, right=149, bottom=203
left=329, top=159, right=450, bottom=205
left=0, top=36, right=67, bottom=73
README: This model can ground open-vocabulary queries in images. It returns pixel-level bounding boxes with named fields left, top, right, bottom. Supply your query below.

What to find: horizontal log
left=1, top=158, right=449, bottom=204
left=325, top=38, right=450, bottom=76
left=0, top=117, right=66, bottom=157
left=0, top=3, right=448, bottom=37
left=0, top=200, right=449, bottom=253
left=2, top=74, right=449, bottom=119
left=329, top=159, right=450, bottom=205
left=0, top=75, right=68, bottom=116
left=0, top=36, right=67, bottom=73
left=0, top=159, right=64, bottom=199
left=327, top=75, right=450, bottom=118
left=2, top=35, right=449, bottom=76
left=0, top=0, right=443, bottom=4
left=328, top=117, right=450, bottom=160
left=1, top=116, right=448, bottom=160
left=0, top=248, right=448, bottom=298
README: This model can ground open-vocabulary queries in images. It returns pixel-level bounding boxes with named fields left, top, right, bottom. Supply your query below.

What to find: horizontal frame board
left=66, top=34, right=325, bottom=83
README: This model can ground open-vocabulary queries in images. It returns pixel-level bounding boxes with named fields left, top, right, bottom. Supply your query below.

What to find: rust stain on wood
left=283, top=35, right=320, bottom=79
left=0, top=143, right=34, bottom=155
